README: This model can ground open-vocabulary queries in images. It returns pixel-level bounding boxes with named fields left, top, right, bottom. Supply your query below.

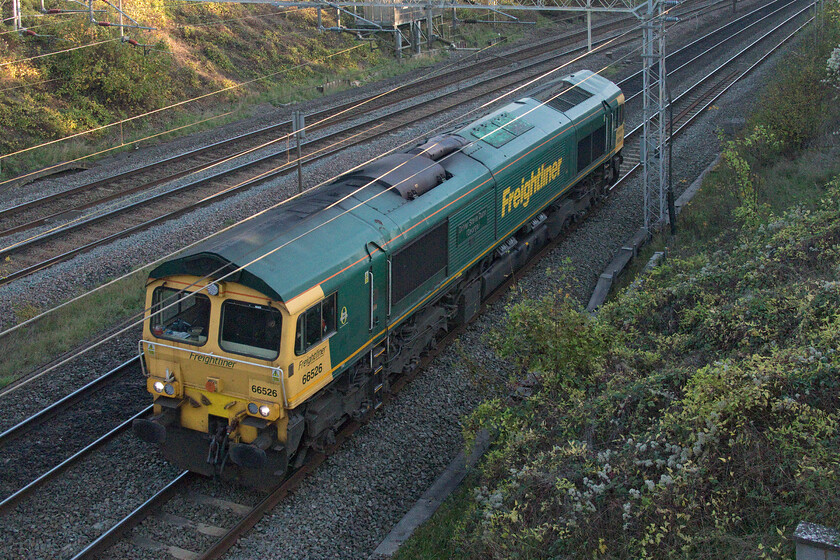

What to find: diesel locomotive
left=133, top=70, right=625, bottom=488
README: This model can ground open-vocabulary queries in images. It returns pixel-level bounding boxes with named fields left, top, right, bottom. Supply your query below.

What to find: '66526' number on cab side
left=302, top=364, right=322, bottom=384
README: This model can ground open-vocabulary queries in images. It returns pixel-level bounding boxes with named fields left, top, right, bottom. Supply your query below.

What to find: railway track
left=0, top=6, right=815, bottom=559
left=616, top=3, right=813, bottom=186
left=0, top=0, right=734, bottom=287
left=0, top=358, right=147, bottom=514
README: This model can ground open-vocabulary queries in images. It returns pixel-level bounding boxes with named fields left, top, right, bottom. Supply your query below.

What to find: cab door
left=366, top=241, right=389, bottom=334
left=366, top=241, right=389, bottom=409
left=603, top=101, right=614, bottom=152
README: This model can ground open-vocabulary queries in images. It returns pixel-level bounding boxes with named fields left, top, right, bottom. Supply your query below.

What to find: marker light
left=206, top=283, right=219, bottom=296
left=153, top=381, right=164, bottom=393
left=152, top=325, right=164, bottom=336
left=164, top=384, right=175, bottom=396
left=247, top=403, right=258, bottom=415
left=259, top=405, right=271, bottom=417
left=205, top=379, right=217, bottom=392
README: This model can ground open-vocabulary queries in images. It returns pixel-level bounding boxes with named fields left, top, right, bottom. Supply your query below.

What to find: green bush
left=455, top=185, right=840, bottom=558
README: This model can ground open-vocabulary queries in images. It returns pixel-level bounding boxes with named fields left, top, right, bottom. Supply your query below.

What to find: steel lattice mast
left=641, top=0, right=667, bottom=233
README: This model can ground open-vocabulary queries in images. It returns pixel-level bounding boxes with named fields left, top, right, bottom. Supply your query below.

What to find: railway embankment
left=394, top=12, right=840, bottom=560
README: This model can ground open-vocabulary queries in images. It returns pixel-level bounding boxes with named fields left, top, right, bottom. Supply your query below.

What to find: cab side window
left=295, top=293, right=337, bottom=355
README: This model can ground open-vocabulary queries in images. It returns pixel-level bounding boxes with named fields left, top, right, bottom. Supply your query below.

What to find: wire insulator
left=23, top=29, right=37, bottom=36
left=126, top=38, right=138, bottom=46
left=45, top=9, right=63, bottom=14
left=97, top=21, right=112, bottom=27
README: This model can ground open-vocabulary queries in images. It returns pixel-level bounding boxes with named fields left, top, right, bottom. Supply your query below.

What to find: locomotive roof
left=148, top=180, right=404, bottom=302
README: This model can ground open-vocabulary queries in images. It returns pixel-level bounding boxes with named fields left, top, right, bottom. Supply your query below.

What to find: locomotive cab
left=135, top=274, right=303, bottom=488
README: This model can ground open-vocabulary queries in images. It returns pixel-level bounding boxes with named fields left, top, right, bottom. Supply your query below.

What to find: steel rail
left=68, top=470, right=194, bottom=560
left=0, top=356, right=141, bottom=444
left=0, top=405, right=153, bottom=515
left=69, top=324, right=440, bottom=560
left=612, top=5, right=812, bottom=192
left=621, top=0, right=802, bottom=106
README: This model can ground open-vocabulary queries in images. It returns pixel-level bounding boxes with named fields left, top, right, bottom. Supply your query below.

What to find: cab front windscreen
left=150, top=287, right=211, bottom=345
left=220, top=300, right=282, bottom=360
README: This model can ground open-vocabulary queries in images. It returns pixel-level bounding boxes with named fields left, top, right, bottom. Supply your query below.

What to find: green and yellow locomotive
left=133, top=70, right=625, bottom=488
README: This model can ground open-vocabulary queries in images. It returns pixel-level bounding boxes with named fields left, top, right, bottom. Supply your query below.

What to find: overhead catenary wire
left=0, top=21, right=644, bottom=397
left=0, top=77, right=64, bottom=92
left=0, top=33, right=514, bottom=249
left=0, top=31, right=507, bottom=198
left=1, top=2, right=512, bottom=175
left=0, top=16, right=75, bottom=36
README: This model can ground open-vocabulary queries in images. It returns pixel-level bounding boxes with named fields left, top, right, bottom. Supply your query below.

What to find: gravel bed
left=0, top=329, right=141, bottom=434
left=0, top=2, right=782, bottom=558
left=0, top=433, right=180, bottom=560
left=0, top=355, right=148, bottom=500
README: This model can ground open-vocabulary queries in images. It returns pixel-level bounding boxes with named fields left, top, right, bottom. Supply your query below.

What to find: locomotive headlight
left=153, top=381, right=165, bottom=393
left=246, top=401, right=278, bottom=420
left=164, top=383, right=175, bottom=396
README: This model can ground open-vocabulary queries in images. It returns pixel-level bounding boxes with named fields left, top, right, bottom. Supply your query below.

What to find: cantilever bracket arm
left=484, top=6, right=519, bottom=21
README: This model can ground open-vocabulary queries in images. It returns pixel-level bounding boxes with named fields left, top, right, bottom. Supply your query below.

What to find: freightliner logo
left=501, top=156, right=564, bottom=218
